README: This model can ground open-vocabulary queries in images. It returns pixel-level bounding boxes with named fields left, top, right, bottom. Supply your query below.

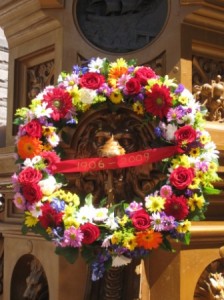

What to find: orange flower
left=17, top=136, right=42, bottom=159
left=136, top=230, right=162, bottom=250
left=108, top=66, right=128, bottom=88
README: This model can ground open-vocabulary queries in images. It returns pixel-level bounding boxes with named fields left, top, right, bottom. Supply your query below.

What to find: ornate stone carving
left=63, top=105, right=163, bottom=299
left=27, top=60, right=54, bottom=102
left=192, top=55, right=224, bottom=87
left=65, top=105, right=164, bottom=206
left=23, top=257, right=49, bottom=300
left=194, top=258, right=224, bottom=300
left=193, top=75, right=224, bottom=122
left=75, top=0, right=168, bottom=53
left=0, top=239, right=4, bottom=295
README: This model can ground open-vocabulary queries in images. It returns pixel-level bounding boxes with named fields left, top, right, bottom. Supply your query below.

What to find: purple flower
left=161, top=213, right=177, bottom=231
left=154, top=127, right=162, bottom=137
left=125, top=201, right=143, bottom=216
left=50, top=198, right=65, bottom=212
left=175, top=84, right=185, bottom=94
left=151, top=212, right=164, bottom=231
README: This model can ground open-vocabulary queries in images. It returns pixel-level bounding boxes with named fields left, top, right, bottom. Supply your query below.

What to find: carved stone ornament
left=193, top=75, right=224, bottom=122
left=23, top=257, right=49, bottom=300
left=194, top=257, right=224, bottom=300
left=27, top=60, right=54, bottom=103
left=64, top=105, right=163, bottom=206
left=74, top=0, right=168, bottom=53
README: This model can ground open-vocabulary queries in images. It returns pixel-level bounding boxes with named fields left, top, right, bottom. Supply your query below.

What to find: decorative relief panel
left=192, top=55, right=224, bottom=86
left=194, top=258, right=224, bottom=300
left=13, top=47, right=55, bottom=135
left=74, top=0, right=168, bottom=53
left=192, top=55, right=224, bottom=122
left=27, top=60, right=54, bottom=102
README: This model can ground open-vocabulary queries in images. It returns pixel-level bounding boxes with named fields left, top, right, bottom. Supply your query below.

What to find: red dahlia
left=144, top=84, right=172, bottom=119
left=164, top=195, right=189, bottom=221
left=43, top=87, right=72, bottom=121
left=39, top=202, right=63, bottom=229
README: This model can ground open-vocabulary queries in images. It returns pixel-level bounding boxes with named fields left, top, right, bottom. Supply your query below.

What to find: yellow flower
left=63, top=216, right=79, bottom=229
left=132, top=101, right=144, bottom=115
left=29, top=98, right=42, bottom=111
left=111, top=231, right=123, bottom=244
left=46, top=227, right=53, bottom=235
left=199, top=131, right=211, bottom=144
left=178, top=95, right=188, bottom=105
left=189, top=177, right=201, bottom=189
left=42, top=126, right=56, bottom=137
left=188, top=194, right=205, bottom=211
left=41, top=143, right=53, bottom=151
left=122, top=235, right=137, bottom=251
left=177, top=220, right=191, bottom=233
left=189, top=147, right=200, bottom=157
left=171, top=154, right=191, bottom=168
left=110, top=58, right=127, bottom=68
left=15, top=107, right=29, bottom=118
left=109, top=90, right=123, bottom=104
left=118, top=215, right=129, bottom=227
left=208, top=161, right=218, bottom=172
left=145, top=78, right=158, bottom=90
left=24, top=212, right=38, bottom=227
left=145, top=195, right=165, bottom=213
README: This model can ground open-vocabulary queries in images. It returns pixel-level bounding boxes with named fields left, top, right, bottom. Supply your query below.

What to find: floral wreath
left=12, top=57, right=220, bottom=281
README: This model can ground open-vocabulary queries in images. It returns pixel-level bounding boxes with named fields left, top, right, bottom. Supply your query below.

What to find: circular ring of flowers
left=12, top=57, right=220, bottom=281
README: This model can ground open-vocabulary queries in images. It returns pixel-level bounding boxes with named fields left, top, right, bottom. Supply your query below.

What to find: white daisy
left=88, top=57, right=105, bottom=73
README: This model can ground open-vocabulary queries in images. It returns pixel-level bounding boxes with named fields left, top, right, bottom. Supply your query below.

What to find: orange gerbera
left=136, top=230, right=162, bottom=250
left=108, top=66, right=128, bottom=88
left=17, top=136, right=42, bottom=159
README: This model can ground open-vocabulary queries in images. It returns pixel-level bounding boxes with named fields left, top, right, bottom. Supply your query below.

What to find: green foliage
left=55, top=246, right=79, bottom=264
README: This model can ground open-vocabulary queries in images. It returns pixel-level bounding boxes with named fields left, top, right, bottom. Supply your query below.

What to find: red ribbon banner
left=53, top=145, right=183, bottom=174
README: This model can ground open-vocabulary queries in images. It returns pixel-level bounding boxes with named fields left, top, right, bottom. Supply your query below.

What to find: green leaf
left=160, top=236, right=175, bottom=252
left=183, top=232, right=191, bottom=245
left=85, top=193, right=93, bottom=206
left=61, top=130, right=70, bottom=144
left=21, top=223, right=29, bottom=235
left=203, top=186, right=221, bottom=195
left=55, top=246, right=79, bottom=264
left=81, top=245, right=98, bottom=264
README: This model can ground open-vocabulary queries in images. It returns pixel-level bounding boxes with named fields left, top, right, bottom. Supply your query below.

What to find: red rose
left=80, top=223, right=100, bottom=244
left=24, top=120, right=42, bottom=138
left=125, top=78, right=141, bottom=95
left=131, top=209, right=151, bottom=230
left=39, top=202, right=63, bottom=228
left=175, top=125, right=197, bottom=146
left=135, top=66, right=157, bottom=85
left=164, top=194, right=189, bottom=221
left=79, top=72, right=105, bottom=90
left=170, top=166, right=194, bottom=190
left=18, top=167, right=42, bottom=184
left=22, top=182, right=42, bottom=204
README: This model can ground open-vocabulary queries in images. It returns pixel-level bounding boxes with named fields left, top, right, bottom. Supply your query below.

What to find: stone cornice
left=183, top=0, right=224, bottom=33
left=0, top=0, right=62, bottom=48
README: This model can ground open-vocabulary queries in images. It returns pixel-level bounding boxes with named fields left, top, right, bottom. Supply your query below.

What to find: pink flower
left=160, top=185, right=172, bottom=198
left=61, top=226, right=84, bottom=248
